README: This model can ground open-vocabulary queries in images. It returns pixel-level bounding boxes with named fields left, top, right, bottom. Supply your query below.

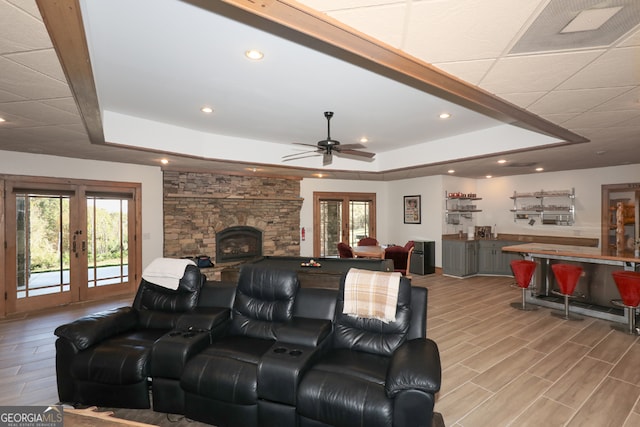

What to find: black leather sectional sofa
left=54, top=263, right=442, bottom=427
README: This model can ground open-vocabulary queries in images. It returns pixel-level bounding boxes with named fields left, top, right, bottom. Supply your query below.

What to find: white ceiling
left=0, top=0, right=638, bottom=180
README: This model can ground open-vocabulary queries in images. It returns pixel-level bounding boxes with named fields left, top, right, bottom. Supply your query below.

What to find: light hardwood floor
left=2, top=273, right=640, bottom=426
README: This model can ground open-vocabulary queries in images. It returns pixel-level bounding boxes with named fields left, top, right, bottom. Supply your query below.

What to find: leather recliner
left=180, top=265, right=300, bottom=427
left=54, top=262, right=205, bottom=409
left=296, top=275, right=441, bottom=427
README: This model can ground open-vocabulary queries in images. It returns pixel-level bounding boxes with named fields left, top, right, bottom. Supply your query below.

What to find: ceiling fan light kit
left=282, top=111, right=375, bottom=166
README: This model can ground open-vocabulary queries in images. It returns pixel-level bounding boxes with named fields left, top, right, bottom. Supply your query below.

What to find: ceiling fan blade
left=335, top=149, right=376, bottom=158
left=323, top=152, right=332, bottom=166
left=282, top=153, right=322, bottom=162
left=336, top=143, right=366, bottom=150
left=282, top=149, right=320, bottom=159
left=293, top=142, right=321, bottom=148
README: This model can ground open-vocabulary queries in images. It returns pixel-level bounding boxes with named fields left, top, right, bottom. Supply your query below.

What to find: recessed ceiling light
left=245, top=49, right=264, bottom=60
left=0, top=117, right=5, bottom=123
left=439, top=112, right=451, bottom=119
left=160, top=158, right=169, bottom=165
left=314, top=173, right=324, bottom=178
left=359, top=137, right=368, bottom=143
left=497, top=159, right=507, bottom=164
left=535, top=167, right=544, bottom=172
left=447, top=169, right=455, bottom=174
left=561, top=7, right=623, bottom=33
left=485, top=175, right=493, bottom=179
left=201, top=106, right=213, bottom=113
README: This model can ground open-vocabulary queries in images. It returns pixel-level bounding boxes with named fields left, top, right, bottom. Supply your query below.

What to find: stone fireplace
left=216, top=226, right=263, bottom=262
left=162, top=171, right=302, bottom=262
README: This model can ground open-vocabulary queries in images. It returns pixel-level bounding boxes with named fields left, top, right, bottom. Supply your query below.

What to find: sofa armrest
left=176, top=307, right=231, bottom=331
left=386, top=338, right=441, bottom=397
left=276, top=317, right=332, bottom=347
left=54, top=307, right=137, bottom=351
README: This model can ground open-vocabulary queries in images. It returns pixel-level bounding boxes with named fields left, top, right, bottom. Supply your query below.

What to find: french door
left=2, top=176, right=140, bottom=314
left=313, top=192, right=376, bottom=257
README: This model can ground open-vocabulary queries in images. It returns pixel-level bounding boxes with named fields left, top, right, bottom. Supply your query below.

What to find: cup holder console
left=258, top=342, right=317, bottom=405
left=272, top=347, right=303, bottom=357
left=166, top=328, right=206, bottom=339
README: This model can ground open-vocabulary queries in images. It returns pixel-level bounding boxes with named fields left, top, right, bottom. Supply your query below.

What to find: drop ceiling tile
left=327, top=3, right=407, bottom=48
left=614, top=112, right=640, bottom=127
left=58, top=123, right=90, bottom=136
left=0, top=1, right=51, bottom=53
left=528, top=87, right=632, bottom=115
left=297, top=0, right=400, bottom=12
left=592, top=86, right=640, bottom=112
left=510, top=0, right=640, bottom=54
left=404, top=0, right=546, bottom=63
left=559, top=46, right=640, bottom=89
left=540, top=113, right=582, bottom=125
left=1, top=100, right=81, bottom=126
left=0, top=87, right=25, bottom=102
left=7, top=0, right=42, bottom=20
left=41, top=97, right=80, bottom=115
left=432, top=59, right=495, bottom=86
left=618, top=27, right=640, bottom=47
left=497, top=91, right=547, bottom=109
left=562, top=110, right=640, bottom=129
left=478, top=50, right=605, bottom=93
left=7, top=48, right=66, bottom=82
left=0, top=57, right=71, bottom=99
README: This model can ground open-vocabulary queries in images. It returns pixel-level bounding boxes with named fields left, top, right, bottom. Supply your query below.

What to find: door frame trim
left=0, top=174, right=142, bottom=317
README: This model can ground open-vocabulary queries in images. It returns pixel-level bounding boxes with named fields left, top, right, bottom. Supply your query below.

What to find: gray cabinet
left=442, top=239, right=478, bottom=277
left=478, top=240, right=519, bottom=275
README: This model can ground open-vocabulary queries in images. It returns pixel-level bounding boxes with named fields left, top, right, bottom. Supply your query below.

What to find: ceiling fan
left=282, top=111, right=375, bottom=166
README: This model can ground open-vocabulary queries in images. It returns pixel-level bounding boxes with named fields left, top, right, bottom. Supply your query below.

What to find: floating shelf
left=511, top=188, right=575, bottom=226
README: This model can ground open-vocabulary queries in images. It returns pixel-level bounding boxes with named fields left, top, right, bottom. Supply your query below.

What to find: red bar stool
left=610, top=271, right=640, bottom=335
left=551, top=263, right=584, bottom=321
left=510, top=259, right=538, bottom=311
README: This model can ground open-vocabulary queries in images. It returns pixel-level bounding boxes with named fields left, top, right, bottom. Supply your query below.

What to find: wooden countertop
left=502, top=243, right=640, bottom=263
left=442, top=233, right=599, bottom=247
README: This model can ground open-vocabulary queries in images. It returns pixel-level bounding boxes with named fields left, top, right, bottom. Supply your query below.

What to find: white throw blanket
left=142, top=257, right=196, bottom=290
left=343, top=268, right=401, bottom=323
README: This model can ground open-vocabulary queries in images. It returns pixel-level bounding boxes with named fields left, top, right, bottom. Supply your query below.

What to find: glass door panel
left=86, top=197, right=129, bottom=288
left=319, top=200, right=342, bottom=257
left=16, top=193, right=71, bottom=299
left=349, top=200, right=371, bottom=247
left=313, top=192, right=376, bottom=258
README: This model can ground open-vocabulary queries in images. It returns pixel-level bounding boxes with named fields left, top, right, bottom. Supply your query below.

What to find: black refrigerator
left=409, top=241, right=435, bottom=275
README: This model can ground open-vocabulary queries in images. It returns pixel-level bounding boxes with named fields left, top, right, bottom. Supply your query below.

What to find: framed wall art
left=403, top=195, right=421, bottom=224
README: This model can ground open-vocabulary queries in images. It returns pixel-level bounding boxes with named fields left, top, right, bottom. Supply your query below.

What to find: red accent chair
left=337, top=242, right=354, bottom=258
left=611, top=271, right=640, bottom=335
left=384, top=241, right=414, bottom=276
left=357, top=237, right=379, bottom=246
left=510, top=260, right=538, bottom=311
left=551, top=264, right=584, bottom=321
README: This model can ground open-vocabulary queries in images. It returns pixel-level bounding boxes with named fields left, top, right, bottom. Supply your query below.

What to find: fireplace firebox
left=216, top=226, right=263, bottom=263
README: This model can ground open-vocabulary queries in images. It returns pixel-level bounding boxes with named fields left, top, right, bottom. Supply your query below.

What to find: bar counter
left=502, top=243, right=639, bottom=322
left=502, top=243, right=640, bottom=268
